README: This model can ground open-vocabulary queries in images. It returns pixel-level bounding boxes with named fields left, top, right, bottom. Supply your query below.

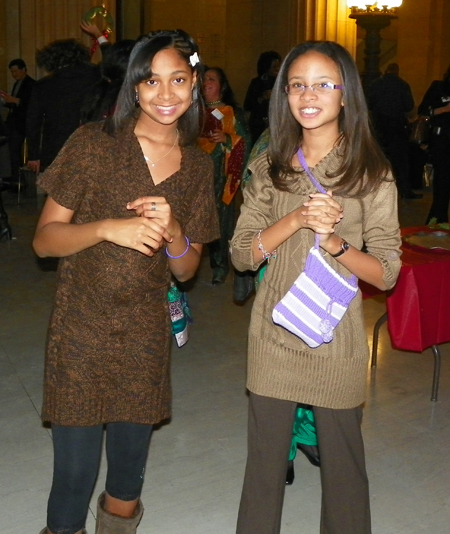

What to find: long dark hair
left=268, top=41, right=390, bottom=197
left=203, top=66, right=238, bottom=109
left=81, top=39, right=135, bottom=124
left=106, top=29, right=204, bottom=146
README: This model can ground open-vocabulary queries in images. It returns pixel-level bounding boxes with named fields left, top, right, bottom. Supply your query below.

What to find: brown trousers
left=236, top=392, right=371, bottom=534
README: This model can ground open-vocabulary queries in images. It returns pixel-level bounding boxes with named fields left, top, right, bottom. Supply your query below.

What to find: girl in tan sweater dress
left=33, top=30, right=218, bottom=534
left=231, top=41, right=402, bottom=534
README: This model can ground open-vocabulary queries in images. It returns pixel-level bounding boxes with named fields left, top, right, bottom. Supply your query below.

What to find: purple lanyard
left=296, top=148, right=329, bottom=249
left=296, top=148, right=327, bottom=194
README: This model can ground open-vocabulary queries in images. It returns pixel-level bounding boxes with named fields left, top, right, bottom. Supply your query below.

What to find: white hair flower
left=189, top=52, right=200, bottom=67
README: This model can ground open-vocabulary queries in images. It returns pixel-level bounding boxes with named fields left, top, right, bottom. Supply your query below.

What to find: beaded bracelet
left=257, top=230, right=277, bottom=261
left=166, top=236, right=190, bottom=259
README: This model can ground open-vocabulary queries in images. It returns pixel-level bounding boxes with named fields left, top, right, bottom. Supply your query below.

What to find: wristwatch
left=330, top=239, right=350, bottom=258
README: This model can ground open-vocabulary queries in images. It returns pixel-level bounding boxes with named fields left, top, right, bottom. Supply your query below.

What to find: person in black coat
left=26, top=39, right=100, bottom=173
left=418, top=65, right=450, bottom=223
left=367, top=63, right=419, bottom=199
left=1, top=59, right=36, bottom=183
left=244, top=51, right=281, bottom=145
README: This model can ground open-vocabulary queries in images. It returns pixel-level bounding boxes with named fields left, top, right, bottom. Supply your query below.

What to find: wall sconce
left=348, top=1, right=402, bottom=13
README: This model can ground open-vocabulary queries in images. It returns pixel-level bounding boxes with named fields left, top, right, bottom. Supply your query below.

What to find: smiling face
left=135, top=47, right=196, bottom=129
left=287, top=51, right=343, bottom=138
left=202, top=69, right=222, bottom=103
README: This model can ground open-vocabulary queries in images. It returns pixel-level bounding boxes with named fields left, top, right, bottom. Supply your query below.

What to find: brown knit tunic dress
left=37, top=120, right=219, bottom=426
left=231, top=149, right=402, bottom=409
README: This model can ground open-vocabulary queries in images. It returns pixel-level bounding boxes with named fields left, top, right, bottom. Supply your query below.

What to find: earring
left=135, top=91, right=140, bottom=107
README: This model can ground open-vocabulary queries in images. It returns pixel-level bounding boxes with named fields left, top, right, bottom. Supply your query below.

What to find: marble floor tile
left=1, top=190, right=450, bottom=533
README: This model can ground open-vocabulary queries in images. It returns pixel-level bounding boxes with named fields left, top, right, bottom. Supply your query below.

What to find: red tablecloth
left=386, top=226, right=450, bottom=352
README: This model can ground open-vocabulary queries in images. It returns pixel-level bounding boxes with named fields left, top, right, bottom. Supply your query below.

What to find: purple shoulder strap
left=297, top=149, right=357, bottom=283
left=297, top=148, right=326, bottom=248
left=296, top=148, right=327, bottom=194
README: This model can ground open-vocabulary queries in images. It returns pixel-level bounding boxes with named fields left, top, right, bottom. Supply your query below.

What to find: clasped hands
left=110, top=196, right=178, bottom=256
left=298, top=191, right=343, bottom=247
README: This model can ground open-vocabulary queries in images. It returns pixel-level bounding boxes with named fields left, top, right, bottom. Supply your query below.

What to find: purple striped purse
left=272, top=149, right=358, bottom=348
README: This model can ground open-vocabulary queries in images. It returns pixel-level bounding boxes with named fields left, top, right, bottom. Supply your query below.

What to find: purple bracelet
left=166, top=236, right=190, bottom=259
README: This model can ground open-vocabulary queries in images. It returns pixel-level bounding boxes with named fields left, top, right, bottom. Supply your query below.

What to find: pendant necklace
left=144, top=130, right=179, bottom=167
left=206, top=99, right=222, bottom=106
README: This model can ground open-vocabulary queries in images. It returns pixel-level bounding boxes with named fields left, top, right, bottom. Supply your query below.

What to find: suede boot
left=95, top=492, right=144, bottom=534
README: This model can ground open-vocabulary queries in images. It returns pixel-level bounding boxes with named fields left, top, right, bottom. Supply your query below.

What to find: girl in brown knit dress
left=231, top=41, right=402, bottom=534
left=33, top=30, right=218, bottom=534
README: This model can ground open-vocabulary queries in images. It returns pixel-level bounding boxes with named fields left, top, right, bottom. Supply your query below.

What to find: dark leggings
left=47, top=422, right=153, bottom=534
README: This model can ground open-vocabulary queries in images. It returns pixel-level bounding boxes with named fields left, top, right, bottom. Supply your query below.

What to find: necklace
left=206, top=99, right=222, bottom=106
left=143, top=130, right=179, bottom=167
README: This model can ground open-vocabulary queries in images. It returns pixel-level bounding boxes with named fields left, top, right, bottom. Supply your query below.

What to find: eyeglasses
left=284, top=82, right=344, bottom=95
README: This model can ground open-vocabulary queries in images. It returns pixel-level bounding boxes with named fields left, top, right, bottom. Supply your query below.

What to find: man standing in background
left=1, top=59, right=35, bottom=185
left=368, top=63, right=421, bottom=199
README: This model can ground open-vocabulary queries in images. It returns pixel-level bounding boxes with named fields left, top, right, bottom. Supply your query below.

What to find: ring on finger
left=150, top=202, right=156, bottom=211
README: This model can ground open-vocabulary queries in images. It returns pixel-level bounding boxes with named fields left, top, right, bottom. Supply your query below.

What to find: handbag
left=289, top=405, right=319, bottom=464
left=272, top=149, right=358, bottom=348
left=167, top=281, right=192, bottom=347
left=409, top=116, right=431, bottom=145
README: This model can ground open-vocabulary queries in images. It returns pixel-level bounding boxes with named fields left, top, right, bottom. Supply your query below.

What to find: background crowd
left=1, top=24, right=449, bottom=250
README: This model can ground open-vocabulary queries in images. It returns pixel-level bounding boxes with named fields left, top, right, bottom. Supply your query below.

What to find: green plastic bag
left=167, top=282, right=192, bottom=347
left=289, top=406, right=318, bottom=461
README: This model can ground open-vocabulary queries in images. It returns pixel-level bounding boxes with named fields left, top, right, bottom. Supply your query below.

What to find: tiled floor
left=1, top=187, right=450, bottom=534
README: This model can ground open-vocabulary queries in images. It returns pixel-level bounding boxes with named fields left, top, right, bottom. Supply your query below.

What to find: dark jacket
left=367, top=73, right=414, bottom=120
left=418, top=79, right=450, bottom=138
left=5, top=74, right=36, bottom=136
left=244, top=75, right=277, bottom=143
left=367, top=74, right=414, bottom=146
left=26, top=63, right=100, bottom=170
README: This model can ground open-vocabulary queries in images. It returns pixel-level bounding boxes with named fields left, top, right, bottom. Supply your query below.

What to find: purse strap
left=296, top=148, right=327, bottom=194
left=297, top=148, right=326, bottom=248
left=297, top=148, right=357, bottom=284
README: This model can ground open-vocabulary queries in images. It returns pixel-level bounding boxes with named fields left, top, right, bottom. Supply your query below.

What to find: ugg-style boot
left=95, top=492, right=144, bottom=534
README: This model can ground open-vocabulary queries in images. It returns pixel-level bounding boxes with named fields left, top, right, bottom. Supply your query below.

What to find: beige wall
left=397, top=0, right=450, bottom=110
left=143, top=0, right=295, bottom=105
left=302, top=0, right=356, bottom=53
left=1, top=0, right=449, bottom=111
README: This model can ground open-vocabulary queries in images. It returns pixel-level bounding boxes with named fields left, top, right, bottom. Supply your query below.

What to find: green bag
left=167, top=282, right=192, bottom=347
left=289, top=406, right=318, bottom=461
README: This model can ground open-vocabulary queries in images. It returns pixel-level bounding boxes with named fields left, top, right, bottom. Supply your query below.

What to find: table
left=364, top=226, right=450, bottom=401
left=388, top=226, right=450, bottom=351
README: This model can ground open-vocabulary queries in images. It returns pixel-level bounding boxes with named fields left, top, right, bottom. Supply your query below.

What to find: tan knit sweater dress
left=231, top=148, right=402, bottom=409
left=38, top=120, right=219, bottom=426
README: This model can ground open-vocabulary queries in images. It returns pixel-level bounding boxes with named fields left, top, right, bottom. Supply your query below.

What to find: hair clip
left=189, top=52, right=200, bottom=67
